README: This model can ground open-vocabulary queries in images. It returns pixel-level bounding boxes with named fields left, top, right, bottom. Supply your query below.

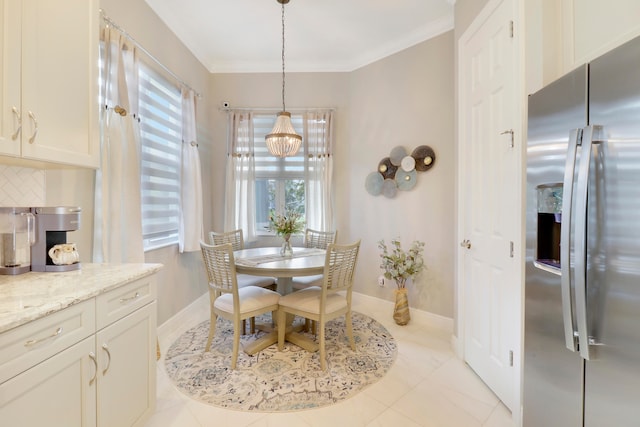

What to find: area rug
left=164, top=311, right=397, bottom=412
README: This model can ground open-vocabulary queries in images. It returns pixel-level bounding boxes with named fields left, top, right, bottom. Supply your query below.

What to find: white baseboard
left=157, top=292, right=209, bottom=338
left=352, top=292, right=454, bottom=335
left=158, top=291, right=455, bottom=340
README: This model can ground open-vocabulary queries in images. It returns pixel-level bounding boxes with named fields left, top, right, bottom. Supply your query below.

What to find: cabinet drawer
left=0, top=299, right=95, bottom=384
left=96, top=275, right=157, bottom=330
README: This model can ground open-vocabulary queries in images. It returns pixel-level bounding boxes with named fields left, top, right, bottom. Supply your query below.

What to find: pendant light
left=265, top=0, right=302, bottom=158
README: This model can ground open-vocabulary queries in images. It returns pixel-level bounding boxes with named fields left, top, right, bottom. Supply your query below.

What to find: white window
left=253, top=114, right=305, bottom=233
left=138, top=65, right=182, bottom=250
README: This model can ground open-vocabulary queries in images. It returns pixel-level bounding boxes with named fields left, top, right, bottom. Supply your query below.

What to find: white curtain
left=179, top=89, right=204, bottom=252
left=224, top=112, right=257, bottom=241
left=93, top=27, right=144, bottom=263
left=304, top=110, right=335, bottom=231
left=224, top=110, right=335, bottom=238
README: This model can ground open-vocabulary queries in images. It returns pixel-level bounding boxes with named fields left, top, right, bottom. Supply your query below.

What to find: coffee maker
left=0, top=207, right=35, bottom=275
left=31, top=206, right=81, bottom=272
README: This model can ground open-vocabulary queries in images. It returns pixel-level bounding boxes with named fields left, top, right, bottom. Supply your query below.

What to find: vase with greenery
left=269, top=210, right=304, bottom=257
left=378, top=238, right=425, bottom=325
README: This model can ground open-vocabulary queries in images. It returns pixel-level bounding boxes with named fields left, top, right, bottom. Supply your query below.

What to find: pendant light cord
left=281, top=1, right=286, bottom=112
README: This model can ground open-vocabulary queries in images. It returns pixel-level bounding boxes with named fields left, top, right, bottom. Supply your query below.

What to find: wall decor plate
left=389, top=146, right=407, bottom=166
left=382, top=178, right=397, bottom=198
left=412, top=145, right=436, bottom=171
left=400, top=155, right=415, bottom=172
left=365, top=171, right=384, bottom=195
left=396, top=168, right=417, bottom=191
left=378, top=157, right=397, bottom=180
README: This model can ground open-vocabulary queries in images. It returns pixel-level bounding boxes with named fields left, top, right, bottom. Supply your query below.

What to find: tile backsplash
left=0, top=165, right=45, bottom=207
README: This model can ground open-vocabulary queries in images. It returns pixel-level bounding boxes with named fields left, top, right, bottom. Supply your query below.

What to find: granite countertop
left=0, top=263, right=163, bottom=334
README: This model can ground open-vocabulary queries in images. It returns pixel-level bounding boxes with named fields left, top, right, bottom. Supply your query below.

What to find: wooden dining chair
left=277, top=240, right=361, bottom=371
left=291, top=229, right=337, bottom=333
left=200, top=241, right=280, bottom=369
left=210, top=229, right=277, bottom=333
left=291, top=229, right=337, bottom=290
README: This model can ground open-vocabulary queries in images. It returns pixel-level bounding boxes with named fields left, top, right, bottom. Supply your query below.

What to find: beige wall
left=454, top=0, right=490, bottom=40
left=208, top=72, right=351, bottom=244
left=46, top=0, right=214, bottom=325
left=346, top=32, right=455, bottom=318
left=210, top=37, right=455, bottom=319
left=46, top=3, right=457, bottom=322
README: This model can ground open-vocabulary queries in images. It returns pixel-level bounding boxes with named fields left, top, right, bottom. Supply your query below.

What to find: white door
left=457, top=0, right=521, bottom=412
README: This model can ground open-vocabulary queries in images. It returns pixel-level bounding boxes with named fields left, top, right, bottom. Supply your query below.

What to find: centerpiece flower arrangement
left=378, top=238, right=425, bottom=325
left=269, top=210, right=304, bottom=257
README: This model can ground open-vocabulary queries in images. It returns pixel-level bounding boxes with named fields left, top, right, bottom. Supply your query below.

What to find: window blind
left=138, top=64, right=182, bottom=250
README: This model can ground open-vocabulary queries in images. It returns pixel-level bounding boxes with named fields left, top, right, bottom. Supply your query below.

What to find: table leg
left=277, top=277, right=292, bottom=294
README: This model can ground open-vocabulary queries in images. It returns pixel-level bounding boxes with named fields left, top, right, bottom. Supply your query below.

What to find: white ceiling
left=144, top=0, right=455, bottom=73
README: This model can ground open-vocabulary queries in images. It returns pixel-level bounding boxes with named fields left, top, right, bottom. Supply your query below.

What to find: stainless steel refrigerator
left=524, top=35, right=640, bottom=426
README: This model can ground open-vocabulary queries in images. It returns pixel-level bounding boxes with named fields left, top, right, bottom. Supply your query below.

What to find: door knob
left=460, top=239, right=471, bottom=249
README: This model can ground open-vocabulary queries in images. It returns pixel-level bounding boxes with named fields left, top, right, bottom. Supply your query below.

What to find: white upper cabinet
left=0, top=0, right=99, bottom=168
left=562, top=0, right=640, bottom=71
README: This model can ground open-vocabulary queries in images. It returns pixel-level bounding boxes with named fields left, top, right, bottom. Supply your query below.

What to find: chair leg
left=345, top=312, right=356, bottom=351
left=231, top=320, right=241, bottom=369
left=319, top=320, right=327, bottom=371
left=250, top=317, right=256, bottom=334
left=277, top=309, right=287, bottom=351
left=205, top=312, right=217, bottom=352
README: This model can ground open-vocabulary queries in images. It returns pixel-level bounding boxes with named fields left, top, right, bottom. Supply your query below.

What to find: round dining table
left=233, top=246, right=327, bottom=354
left=234, top=246, right=326, bottom=295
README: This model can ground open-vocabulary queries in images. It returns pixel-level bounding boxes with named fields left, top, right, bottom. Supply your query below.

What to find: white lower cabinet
left=0, top=274, right=157, bottom=427
left=96, top=302, right=156, bottom=427
left=0, top=336, right=97, bottom=426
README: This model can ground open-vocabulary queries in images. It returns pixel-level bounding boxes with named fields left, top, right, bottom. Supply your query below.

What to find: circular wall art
left=412, top=145, right=436, bottom=172
left=396, top=168, right=417, bottom=191
left=365, top=171, right=384, bottom=196
left=382, top=178, right=398, bottom=198
left=389, top=146, right=407, bottom=166
left=400, top=155, right=415, bottom=172
left=378, top=157, right=398, bottom=180
left=365, top=144, right=437, bottom=198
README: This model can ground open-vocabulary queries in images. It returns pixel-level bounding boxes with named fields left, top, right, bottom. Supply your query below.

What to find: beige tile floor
left=145, top=294, right=515, bottom=427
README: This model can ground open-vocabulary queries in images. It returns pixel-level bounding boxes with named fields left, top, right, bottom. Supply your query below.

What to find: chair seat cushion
left=214, top=286, right=280, bottom=314
left=278, top=286, right=347, bottom=315
left=291, top=274, right=323, bottom=289
left=236, top=274, right=276, bottom=288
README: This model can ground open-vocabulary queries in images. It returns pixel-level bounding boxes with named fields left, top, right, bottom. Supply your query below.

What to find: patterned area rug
left=164, top=312, right=397, bottom=412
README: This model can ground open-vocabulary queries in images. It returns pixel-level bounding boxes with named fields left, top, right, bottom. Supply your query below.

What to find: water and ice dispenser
left=536, top=183, right=563, bottom=269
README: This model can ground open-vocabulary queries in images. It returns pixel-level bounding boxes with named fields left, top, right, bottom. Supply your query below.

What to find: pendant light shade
left=266, top=0, right=301, bottom=157
left=266, top=112, right=302, bottom=157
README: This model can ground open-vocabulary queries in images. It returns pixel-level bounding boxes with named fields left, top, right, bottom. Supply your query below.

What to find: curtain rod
left=99, top=9, right=202, bottom=98
left=219, top=107, right=336, bottom=113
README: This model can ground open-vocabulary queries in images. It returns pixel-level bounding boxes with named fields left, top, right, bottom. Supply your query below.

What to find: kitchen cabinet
left=0, top=336, right=97, bottom=426
left=0, top=0, right=99, bottom=168
left=0, top=269, right=158, bottom=427
left=562, top=0, right=640, bottom=71
left=95, top=277, right=157, bottom=427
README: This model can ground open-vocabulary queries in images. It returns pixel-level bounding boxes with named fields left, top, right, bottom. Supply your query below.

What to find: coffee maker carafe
left=0, top=207, right=35, bottom=275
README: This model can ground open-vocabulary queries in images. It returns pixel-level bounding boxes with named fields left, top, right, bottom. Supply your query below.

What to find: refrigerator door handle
left=561, top=128, right=581, bottom=352
left=574, top=125, right=599, bottom=360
